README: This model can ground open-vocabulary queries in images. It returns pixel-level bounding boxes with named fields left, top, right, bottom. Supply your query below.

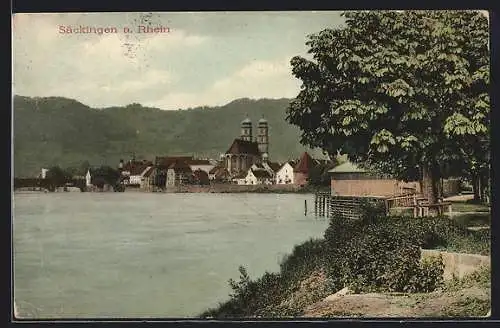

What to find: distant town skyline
left=13, top=12, right=344, bottom=110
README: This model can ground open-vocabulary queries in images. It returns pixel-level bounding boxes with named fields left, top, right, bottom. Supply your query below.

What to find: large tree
left=45, top=166, right=70, bottom=190
left=91, top=166, right=121, bottom=189
left=287, top=10, right=489, bottom=209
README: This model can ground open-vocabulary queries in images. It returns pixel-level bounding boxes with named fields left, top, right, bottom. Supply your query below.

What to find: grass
left=201, top=210, right=490, bottom=318
left=441, top=297, right=490, bottom=317
left=451, top=212, right=491, bottom=227
left=450, top=201, right=490, bottom=213
left=444, top=266, right=490, bottom=292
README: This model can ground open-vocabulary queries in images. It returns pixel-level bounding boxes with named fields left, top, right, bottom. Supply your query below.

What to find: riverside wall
left=162, top=184, right=303, bottom=193
left=421, top=249, right=490, bottom=280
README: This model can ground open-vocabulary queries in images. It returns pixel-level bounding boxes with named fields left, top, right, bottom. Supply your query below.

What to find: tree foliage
left=287, top=10, right=489, bottom=201
left=91, top=166, right=121, bottom=188
left=45, top=166, right=70, bottom=187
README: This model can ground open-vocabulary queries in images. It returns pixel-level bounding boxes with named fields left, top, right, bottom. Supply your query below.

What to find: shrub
left=326, top=218, right=443, bottom=294
left=279, top=238, right=327, bottom=284
left=445, top=266, right=490, bottom=292
left=202, top=209, right=489, bottom=318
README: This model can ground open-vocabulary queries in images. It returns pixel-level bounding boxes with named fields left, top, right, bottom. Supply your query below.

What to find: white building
left=40, top=168, right=49, bottom=179
left=85, top=170, right=92, bottom=187
left=128, top=166, right=153, bottom=185
left=234, top=168, right=273, bottom=185
left=275, top=162, right=295, bottom=185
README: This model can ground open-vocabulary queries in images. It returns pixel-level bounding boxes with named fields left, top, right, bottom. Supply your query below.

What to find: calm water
left=13, top=192, right=329, bottom=318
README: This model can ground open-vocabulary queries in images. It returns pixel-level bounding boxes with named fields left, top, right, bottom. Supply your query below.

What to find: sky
left=13, top=12, right=345, bottom=110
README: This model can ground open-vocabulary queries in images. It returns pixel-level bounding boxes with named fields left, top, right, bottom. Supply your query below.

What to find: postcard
left=12, top=10, right=491, bottom=320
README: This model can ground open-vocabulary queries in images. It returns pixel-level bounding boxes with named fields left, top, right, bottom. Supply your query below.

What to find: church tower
left=240, top=116, right=253, bottom=141
left=257, top=117, right=269, bottom=158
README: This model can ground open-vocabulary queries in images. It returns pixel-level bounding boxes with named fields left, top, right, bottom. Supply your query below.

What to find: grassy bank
left=200, top=207, right=490, bottom=318
left=450, top=200, right=490, bottom=213
left=302, top=266, right=490, bottom=318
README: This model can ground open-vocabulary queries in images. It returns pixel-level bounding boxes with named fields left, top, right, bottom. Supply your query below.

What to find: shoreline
left=14, top=184, right=328, bottom=195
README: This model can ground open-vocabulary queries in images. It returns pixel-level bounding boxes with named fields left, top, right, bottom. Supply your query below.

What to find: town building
left=275, top=161, right=296, bottom=185
left=120, top=159, right=153, bottom=186
left=150, top=156, right=193, bottom=188
left=223, top=117, right=270, bottom=178
left=293, top=152, right=315, bottom=187
left=209, top=163, right=230, bottom=182
left=187, top=159, right=215, bottom=175
left=328, top=161, right=421, bottom=197
left=243, top=168, right=274, bottom=185
left=141, top=167, right=155, bottom=190
left=85, top=169, right=92, bottom=187
left=40, top=168, right=49, bottom=179
left=166, top=160, right=193, bottom=187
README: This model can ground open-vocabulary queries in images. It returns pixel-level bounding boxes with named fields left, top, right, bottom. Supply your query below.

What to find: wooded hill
left=13, top=95, right=324, bottom=177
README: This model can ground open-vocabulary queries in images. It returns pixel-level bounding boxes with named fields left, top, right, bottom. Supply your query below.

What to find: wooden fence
left=314, top=192, right=386, bottom=220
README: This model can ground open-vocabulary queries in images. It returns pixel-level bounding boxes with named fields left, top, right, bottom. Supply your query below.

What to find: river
left=13, top=192, right=329, bottom=318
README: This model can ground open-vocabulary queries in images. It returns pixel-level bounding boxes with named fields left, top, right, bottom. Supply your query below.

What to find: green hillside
left=13, top=95, right=325, bottom=177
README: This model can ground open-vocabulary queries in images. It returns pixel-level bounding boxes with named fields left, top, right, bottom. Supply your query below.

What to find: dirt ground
left=302, top=287, right=490, bottom=318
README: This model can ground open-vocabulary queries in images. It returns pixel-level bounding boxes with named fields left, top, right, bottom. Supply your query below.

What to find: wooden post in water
left=304, top=199, right=307, bottom=216
left=320, top=194, right=323, bottom=217
left=322, top=194, right=326, bottom=217
left=314, top=193, right=318, bottom=217
left=326, top=196, right=331, bottom=218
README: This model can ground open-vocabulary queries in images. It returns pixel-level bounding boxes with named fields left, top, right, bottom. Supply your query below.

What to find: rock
left=324, top=287, right=351, bottom=302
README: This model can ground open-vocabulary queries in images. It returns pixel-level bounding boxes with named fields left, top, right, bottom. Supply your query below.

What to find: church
left=223, top=117, right=269, bottom=178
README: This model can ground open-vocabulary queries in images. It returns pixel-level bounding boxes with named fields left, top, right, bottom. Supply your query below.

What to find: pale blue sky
left=13, top=12, right=345, bottom=109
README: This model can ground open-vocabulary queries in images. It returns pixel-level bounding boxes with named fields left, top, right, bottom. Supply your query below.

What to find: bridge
left=13, top=178, right=86, bottom=192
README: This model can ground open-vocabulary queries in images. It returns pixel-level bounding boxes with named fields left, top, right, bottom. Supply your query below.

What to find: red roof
left=252, top=169, right=272, bottom=179
left=294, top=152, right=314, bottom=173
left=155, top=156, right=193, bottom=168
left=122, top=160, right=153, bottom=176
left=210, top=166, right=229, bottom=178
left=143, top=167, right=154, bottom=178
left=187, top=159, right=212, bottom=165
left=167, top=160, right=193, bottom=173
left=225, top=139, right=260, bottom=156
left=267, top=162, right=281, bottom=172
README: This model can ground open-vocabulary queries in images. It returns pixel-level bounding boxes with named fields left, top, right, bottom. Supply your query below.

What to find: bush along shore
left=200, top=205, right=490, bottom=318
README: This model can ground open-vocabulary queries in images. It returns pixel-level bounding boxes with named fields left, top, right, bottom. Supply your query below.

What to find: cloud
left=145, top=56, right=300, bottom=109
left=13, top=12, right=341, bottom=110
left=13, top=13, right=209, bottom=107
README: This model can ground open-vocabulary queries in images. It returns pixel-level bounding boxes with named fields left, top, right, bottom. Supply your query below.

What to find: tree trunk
left=422, top=162, right=441, bottom=216
left=472, top=173, right=480, bottom=202
left=479, top=171, right=488, bottom=204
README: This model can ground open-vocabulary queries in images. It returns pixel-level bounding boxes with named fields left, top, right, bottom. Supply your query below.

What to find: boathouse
left=328, top=162, right=420, bottom=197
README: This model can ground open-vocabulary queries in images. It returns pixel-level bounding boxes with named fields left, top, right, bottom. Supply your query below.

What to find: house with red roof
left=209, top=163, right=230, bottom=182
left=294, top=152, right=315, bottom=187
left=141, top=166, right=155, bottom=191
left=166, top=160, right=193, bottom=187
left=120, top=159, right=154, bottom=187
left=241, top=168, right=274, bottom=185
